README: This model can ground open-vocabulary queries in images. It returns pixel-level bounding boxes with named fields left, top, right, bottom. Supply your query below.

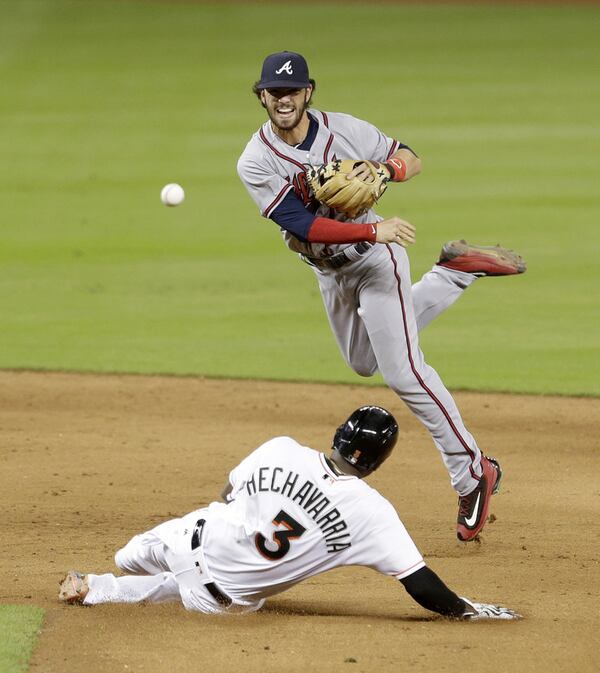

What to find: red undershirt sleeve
left=270, top=191, right=378, bottom=244
left=307, top=217, right=377, bottom=244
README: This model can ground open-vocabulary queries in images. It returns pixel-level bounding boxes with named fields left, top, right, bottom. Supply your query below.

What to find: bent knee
left=114, top=546, right=131, bottom=571
left=348, top=359, right=378, bottom=378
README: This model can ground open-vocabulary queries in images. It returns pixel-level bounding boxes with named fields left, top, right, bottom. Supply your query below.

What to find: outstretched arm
left=270, top=190, right=415, bottom=246
left=400, top=566, right=466, bottom=618
left=400, top=566, right=520, bottom=620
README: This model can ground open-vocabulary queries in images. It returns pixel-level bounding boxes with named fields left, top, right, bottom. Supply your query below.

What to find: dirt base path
left=1, top=371, right=597, bottom=673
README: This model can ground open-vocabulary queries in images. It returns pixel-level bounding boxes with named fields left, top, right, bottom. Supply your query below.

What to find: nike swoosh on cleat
left=464, top=493, right=481, bottom=527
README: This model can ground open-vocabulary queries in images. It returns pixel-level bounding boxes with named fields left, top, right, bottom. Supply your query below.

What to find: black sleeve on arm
left=399, top=566, right=466, bottom=618
left=269, top=190, right=316, bottom=242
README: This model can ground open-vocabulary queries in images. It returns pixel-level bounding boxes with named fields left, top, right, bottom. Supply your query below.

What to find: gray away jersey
left=237, top=110, right=401, bottom=258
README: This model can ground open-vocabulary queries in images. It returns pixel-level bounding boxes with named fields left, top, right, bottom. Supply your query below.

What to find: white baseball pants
left=84, top=518, right=261, bottom=614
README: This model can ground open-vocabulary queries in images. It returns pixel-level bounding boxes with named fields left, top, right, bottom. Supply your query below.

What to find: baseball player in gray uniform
left=59, top=406, right=519, bottom=620
left=237, top=52, right=527, bottom=542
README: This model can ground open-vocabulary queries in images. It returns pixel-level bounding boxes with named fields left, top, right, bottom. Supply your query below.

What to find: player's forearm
left=386, top=148, right=422, bottom=182
left=399, top=566, right=467, bottom=618
left=270, top=192, right=377, bottom=244
left=307, top=217, right=377, bottom=244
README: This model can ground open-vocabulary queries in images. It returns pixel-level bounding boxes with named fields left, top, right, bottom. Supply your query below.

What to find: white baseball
left=160, top=183, right=185, bottom=207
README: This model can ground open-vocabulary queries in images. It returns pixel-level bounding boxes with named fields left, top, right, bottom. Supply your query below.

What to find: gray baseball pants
left=313, top=242, right=482, bottom=496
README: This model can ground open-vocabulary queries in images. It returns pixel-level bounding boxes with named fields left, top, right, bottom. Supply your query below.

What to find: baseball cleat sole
left=437, top=239, right=527, bottom=276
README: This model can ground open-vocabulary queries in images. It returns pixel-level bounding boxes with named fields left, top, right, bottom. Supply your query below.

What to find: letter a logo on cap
left=275, top=60, right=293, bottom=75
left=257, top=52, right=309, bottom=89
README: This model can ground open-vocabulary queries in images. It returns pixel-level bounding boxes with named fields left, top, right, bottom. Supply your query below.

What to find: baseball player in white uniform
left=237, top=51, right=527, bottom=542
left=59, top=407, right=519, bottom=621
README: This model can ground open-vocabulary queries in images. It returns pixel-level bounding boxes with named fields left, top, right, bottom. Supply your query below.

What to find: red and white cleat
left=437, top=240, right=527, bottom=276
left=456, top=456, right=502, bottom=542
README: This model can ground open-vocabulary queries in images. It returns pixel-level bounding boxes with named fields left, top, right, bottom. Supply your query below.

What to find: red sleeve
left=307, top=217, right=377, bottom=244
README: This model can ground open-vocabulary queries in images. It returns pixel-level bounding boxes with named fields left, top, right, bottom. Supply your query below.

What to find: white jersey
left=237, top=110, right=401, bottom=258
left=197, top=437, right=424, bottom=604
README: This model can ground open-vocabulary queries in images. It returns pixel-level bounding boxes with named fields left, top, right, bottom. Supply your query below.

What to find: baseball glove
left=306, top=159, right=390, bottom=219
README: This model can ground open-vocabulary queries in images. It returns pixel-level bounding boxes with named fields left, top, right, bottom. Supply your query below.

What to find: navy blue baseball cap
left=256, top=51, right=311, bottom=90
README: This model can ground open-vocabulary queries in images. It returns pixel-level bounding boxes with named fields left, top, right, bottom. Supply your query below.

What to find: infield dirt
left=1, top=371, right=598, bottom=673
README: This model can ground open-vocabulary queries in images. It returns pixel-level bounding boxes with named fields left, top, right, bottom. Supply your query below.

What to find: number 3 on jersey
left=255, top=510, right=307, bottom=560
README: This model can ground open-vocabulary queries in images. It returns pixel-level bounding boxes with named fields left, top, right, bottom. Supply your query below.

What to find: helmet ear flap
left=332, top=424, right=357, bottom=466
left=332, top=424, right=344, bottom=450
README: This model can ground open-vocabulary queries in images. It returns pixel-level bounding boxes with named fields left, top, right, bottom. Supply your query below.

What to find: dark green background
left=1, top=1, right=598, bottom=394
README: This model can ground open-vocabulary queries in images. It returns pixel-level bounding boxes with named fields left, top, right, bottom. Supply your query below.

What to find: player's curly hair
left=252, top=79, right=317, bottom=108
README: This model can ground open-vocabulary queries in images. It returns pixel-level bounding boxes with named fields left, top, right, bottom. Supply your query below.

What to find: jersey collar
left=320, top=453, right=357, bottom=481
left=295, top=112, right=319, bottom=151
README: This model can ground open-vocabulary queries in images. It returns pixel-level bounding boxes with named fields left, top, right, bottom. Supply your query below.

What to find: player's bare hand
left=346, top=161, right=376, bottom=183
left=375, top=217, right=416, bottom=246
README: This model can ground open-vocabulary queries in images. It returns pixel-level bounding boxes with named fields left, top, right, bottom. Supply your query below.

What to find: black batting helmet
left=332, top=406, right=399, bottom=474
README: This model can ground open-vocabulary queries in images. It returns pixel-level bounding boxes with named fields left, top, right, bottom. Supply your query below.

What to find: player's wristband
left=307, top=217, right=377, bottom=244
left=384, top=158, right=408, bottom=182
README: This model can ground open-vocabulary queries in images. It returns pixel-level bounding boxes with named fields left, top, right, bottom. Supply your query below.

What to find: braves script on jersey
left=237, top=109, right=401, bottom=258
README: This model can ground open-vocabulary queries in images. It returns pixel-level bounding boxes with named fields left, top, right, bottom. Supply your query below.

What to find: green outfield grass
left=0, top=1, right=598, bottom=395
left=0, top=606, right=44, bottom=673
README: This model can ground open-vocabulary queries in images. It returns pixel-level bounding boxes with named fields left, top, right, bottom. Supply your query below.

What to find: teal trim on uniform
left=0, top=1, right=598, bottom=396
